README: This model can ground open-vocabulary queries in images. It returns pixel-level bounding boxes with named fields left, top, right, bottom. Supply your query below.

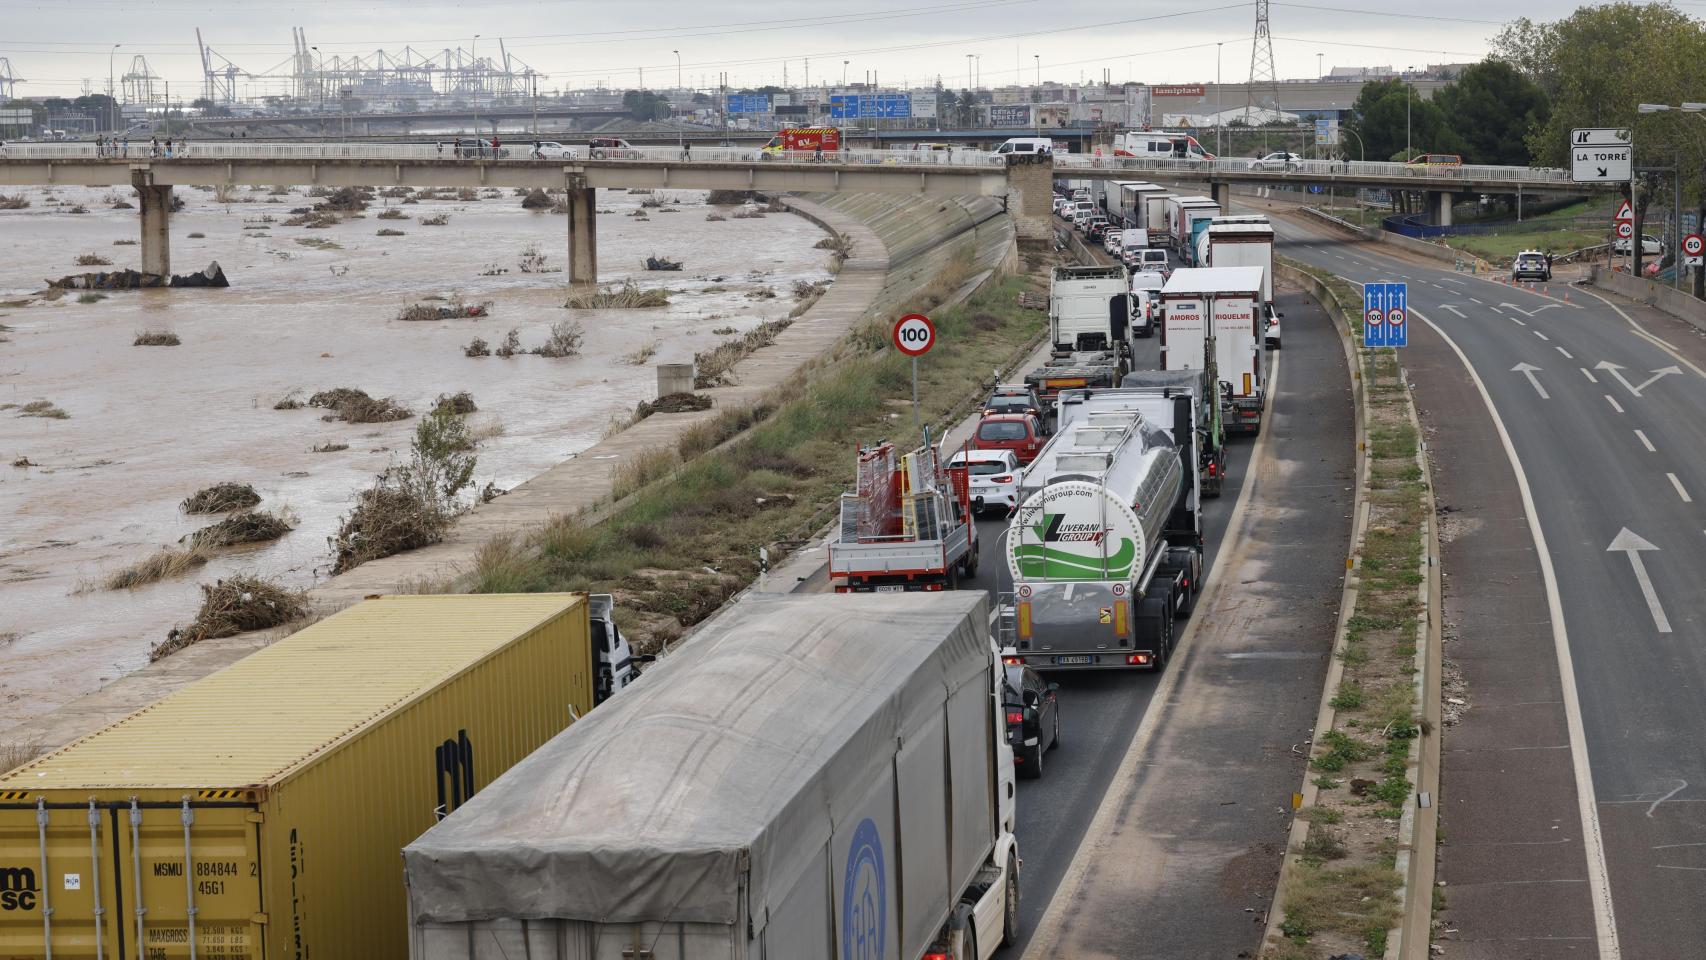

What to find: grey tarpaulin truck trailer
left=403, top=592, right=1020, bottom=960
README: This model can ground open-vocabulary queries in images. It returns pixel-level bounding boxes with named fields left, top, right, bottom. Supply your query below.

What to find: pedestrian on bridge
left=436, top=141, right=444, bottom=159
left=121, top=137, right=128, bottom=158
left=682, top=141, right=691, bottom=162
left=491, top=135, right=501, bottom=159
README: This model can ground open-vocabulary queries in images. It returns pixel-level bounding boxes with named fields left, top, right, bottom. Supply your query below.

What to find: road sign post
left=893, top=313, right=936, bottom=430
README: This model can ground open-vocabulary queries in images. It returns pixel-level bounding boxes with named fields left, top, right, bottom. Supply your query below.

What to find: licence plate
left=1053, top=655, right=1093, bottom=665
left=874, top=585, right=906, bottom=594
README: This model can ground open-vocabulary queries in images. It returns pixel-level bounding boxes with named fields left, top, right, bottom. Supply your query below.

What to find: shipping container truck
left=1048, top=264, right=1131, bottom=359
left=403, top=592, right=1021, bottom=960
left=1143, top=191, right=1176, bottom=243
left=1116, top=181, right=1168, bottom=231
left=0, top=594, right=611, bottom=960
left=1206, top=219, right=1279, bottom=350
left=828, top=440, right=979, bottom=591
left=1003, top=389, right=1203, bottom=671
left=1025, top=349, right=1125, bottom=407
left=1160, top=266, right=1267, bottom=436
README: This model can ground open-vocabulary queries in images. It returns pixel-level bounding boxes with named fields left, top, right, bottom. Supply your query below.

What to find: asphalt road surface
left=1274, top=210, right=1706, bottom=959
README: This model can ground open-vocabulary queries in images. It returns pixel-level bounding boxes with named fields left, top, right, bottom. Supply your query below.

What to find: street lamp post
left=1216, top=43, right=1223, bottom=157
left=310, top=46, right=323, bottom=142
left=674, top=50, right=683, bottom=153
left=108, top=44, right=121, bottom=134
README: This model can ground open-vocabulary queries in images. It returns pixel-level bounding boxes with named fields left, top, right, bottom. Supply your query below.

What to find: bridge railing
left=1051, top=153, right=1572, bottom=185
left=0, top=140, right=1007, bottom=169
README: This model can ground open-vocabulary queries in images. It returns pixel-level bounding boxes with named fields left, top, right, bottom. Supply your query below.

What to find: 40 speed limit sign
left=892, top=313, right=936, bottom=356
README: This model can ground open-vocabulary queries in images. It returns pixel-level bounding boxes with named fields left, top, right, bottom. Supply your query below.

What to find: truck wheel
left=1002, top=865, right=1021, bottom=944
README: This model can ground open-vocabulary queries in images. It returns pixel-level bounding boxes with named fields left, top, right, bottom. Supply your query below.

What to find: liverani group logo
left=1029, top=512, right=1109, bottom=546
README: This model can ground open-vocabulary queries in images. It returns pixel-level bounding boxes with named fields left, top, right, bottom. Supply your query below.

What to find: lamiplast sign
left=1006, top=481, right=1144, bottom=582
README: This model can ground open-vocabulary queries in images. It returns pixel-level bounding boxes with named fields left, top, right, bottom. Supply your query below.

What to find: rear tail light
left=991, top=475, right=1013, bottom=484
left=924, top=954, right=951, bottom=960
left=1006, top=710, right=1025, bottom=725
left=1126, top=653, right=1151, bottom=665
left=1001, top=654, right=1023, bottom=665
left=1208, top=461, right=1219, bottom=477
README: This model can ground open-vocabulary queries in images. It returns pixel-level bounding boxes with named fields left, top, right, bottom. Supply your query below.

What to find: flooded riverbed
left=0, top=183, right=831, bottom=733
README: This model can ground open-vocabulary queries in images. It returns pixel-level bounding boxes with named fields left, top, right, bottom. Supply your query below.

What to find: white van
left=1116, top=130, right=1215, bottom=160
left=995, top=137, right=1054, bottom=163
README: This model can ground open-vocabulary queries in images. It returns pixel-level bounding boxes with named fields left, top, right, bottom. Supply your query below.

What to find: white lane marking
left=1490, top=305, right=1505, bottom=314
left=1511, top=317, right=1529, bottom=327
left=1513, top=362, right=1550, bottom=399
left=1412, top=305, right=1622, bottom=958
left=1573, top=285, right=1706, bottom=381
left=1558, top=346, right=1574, bottom=359
left=1596, top=361, right=1683, bottom=397
left=1582, top=368, right=1600, bottom=384
left=1608, top=528, right=1672, bottom=633
left=1470, top=297, right=1484, bottom=304
left=1442, top=277, right=1467, bottom=286
left=1668, top=473, right=1693, bottom=503
left=1443, top=305, right=1467, bottom=319
left=1023, top=351, right=1283, bottom=957
left=1635, top=430, right=1656, bottom=452
left=1535, top=331, right=1551, bottom=341
left=1605, top=394, right=1625, bottom=414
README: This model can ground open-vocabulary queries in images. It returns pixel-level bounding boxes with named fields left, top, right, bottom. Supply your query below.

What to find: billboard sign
left=909, top=91, right=938, bottom=120
left=988, top=104, right=1031, bottom=127
left=1314, top=117, right=1339, bottom=146
left=1151, top=84, right=1207, bottom=97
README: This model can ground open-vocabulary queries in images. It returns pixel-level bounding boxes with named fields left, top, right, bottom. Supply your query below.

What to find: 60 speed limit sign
left=1684, top=233, right=1704, bottom=266
left=892, top=313, right=936, bottom=357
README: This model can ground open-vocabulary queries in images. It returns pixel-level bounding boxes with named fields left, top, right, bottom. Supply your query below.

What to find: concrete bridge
left=0, top=142, right=1013, bottom=284
left=0, top=141, right=1595, bottom=280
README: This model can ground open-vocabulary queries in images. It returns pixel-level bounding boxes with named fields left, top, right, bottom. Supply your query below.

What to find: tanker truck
left=1003, top=390, right=1205, bottom=671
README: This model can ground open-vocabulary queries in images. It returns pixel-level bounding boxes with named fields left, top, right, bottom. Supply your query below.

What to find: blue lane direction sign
left=1363, top=283, right=1388, bottom=347
left=1386, top=282, right=1408, bottom=347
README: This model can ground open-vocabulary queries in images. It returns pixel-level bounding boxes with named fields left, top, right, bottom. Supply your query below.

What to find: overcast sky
left=0, top=1, right=1676, bottom=98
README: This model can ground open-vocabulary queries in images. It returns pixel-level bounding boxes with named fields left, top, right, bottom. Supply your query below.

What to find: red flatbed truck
left=829, top=440, right=980, bottom=591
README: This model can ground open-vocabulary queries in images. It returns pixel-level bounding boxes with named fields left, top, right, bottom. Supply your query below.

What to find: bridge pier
left=1006, top=158, right=1056, bottom=249
left=566, top=183, right=597, bottom=286
left=1430, top=190, right=1454, bottom=227
left=1209, top=181, right=1232, bottom=212
left=135, top=181, right=174, bottom=277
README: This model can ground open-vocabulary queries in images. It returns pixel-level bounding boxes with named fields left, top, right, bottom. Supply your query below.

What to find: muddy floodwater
left=0, top=183, right=831, bottom=733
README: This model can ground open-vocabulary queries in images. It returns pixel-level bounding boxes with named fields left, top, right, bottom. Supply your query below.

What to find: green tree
left=1345, top=79, right=1463, bottom=162
left=1432, top=60, right=1549, bottom=166
left=621, top=89, right=670, bottom=121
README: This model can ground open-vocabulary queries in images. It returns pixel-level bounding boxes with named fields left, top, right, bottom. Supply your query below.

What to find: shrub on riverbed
left=562, top=279, right=670, bottom=309
left=74, top=253, right=112, bottom=266
left=308, top=387, right=412, bottom=423
left=153, top=575, right=310, bottom=660
left=101, top=544, right=211, bottom=590
left=531, top=320, right=585, bottom=358
left=181, top=482, right=261, bottom=514
left=133, top=329, right=181, bottom=346
left=329, top=408, right=477, bottom=573
left=188, top=509, right=296, bottom=547
left=694, top=319, right=793, bottom=388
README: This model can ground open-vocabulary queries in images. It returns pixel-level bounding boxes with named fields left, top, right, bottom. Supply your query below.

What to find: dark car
left=1003, top=662, right=1060, bottom=779
left=984, top=385, right=1044, bottom=422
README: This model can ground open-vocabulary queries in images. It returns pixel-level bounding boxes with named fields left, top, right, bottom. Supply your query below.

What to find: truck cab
left=587, top=593, right=643, bottom=703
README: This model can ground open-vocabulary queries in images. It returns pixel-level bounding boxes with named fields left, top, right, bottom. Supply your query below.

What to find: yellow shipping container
left=0, top=593, right=594, bottom=960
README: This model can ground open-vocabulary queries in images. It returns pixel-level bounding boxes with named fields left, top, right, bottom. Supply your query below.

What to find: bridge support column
left=566, top=183, right=597, bottom=286
left=1006, top=158, right=1055, bottom=250
left=1210, top=181, right=1232, bottom=211
left=136, top=183, right=173, bottom=277
left=1430, top=190, right=1453, bottom=227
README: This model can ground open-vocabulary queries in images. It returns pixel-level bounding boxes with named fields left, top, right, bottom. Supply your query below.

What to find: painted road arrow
left=1512, top=362, right=1550, bottom=399
left=1442, top=304, right=1467, bottom=319
left=1608, top=528, right=1671, bottom=632
left=1500, top=302, right=1562, bottom=317
left=1595, top=361, right=1682, bottom=396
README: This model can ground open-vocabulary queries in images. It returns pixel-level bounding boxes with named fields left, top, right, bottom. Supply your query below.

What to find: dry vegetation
left=182, top=482, right=261, bottom=514
left=18, top=400, right=70, bottom=419
left=187, top=509, right=296, bottom=547
left=74, top=253, right=113, bottom=266
left=100, top=544, right=211, bottom=590
left=154, top=575, right=310, bottom=660
left=562, top=279, right=671, bottom=309
left=329, top=408, right=478, bottom=573
left=308, top=387, right=412, bottom=423
left=133, top=329, right=181, bottom=346
left=693, top=319, right=793, bottom=388
left=532, top=320, right=584, bottom=358
left=419, top=213, right=451, bottom=226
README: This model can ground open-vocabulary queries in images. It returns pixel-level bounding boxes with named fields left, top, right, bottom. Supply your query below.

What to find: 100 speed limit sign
left=893, top=313, right=935, bottom=357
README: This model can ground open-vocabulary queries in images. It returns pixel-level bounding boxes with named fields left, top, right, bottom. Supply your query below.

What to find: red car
left=972, top=413, right=1046, bottom=465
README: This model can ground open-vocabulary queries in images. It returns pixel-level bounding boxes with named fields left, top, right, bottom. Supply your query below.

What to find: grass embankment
left=1271, top=258, right=1429, bottom=960
left=465, top=261, right=1048, bottom=650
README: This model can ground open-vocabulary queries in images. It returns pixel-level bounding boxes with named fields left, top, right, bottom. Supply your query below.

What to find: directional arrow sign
left=1595, top=361, right=1682, bottom=396
left=1608, top=527, right=1671, bottom=633
left=1512, top=362, right=1550, bottom=399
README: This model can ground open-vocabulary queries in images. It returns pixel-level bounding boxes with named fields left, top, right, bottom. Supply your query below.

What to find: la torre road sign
left=1572, top=127, right=1632, bottom=183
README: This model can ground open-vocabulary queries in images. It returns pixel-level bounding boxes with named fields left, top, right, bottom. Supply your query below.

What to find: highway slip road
left=1275, top=211, right=1706, bottom=959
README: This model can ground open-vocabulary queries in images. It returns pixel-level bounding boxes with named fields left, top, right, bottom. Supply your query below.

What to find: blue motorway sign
left=725, top=94, right=771, bottom=114
left=829, top=93, right=912, bottom=119
left=1362, top=281, right=1408, bottom=347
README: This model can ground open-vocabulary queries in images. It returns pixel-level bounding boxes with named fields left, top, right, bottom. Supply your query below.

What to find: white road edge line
left=1410, top=304, right=1622, bottom=958
left=1021, top=351, right=1283, bottom=958
left=1606, top=394, right=1626, bottom=414
left=1582, top=368, right=1600, bottom=383
left=1635, top=430, right=1656, bottom=452
left=1668, top=473, right=1693, bottom=503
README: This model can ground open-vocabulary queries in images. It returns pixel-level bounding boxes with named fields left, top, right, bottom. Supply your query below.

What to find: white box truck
left=1049, top=264, right=1132, bottom=359
left=405, top=592, right=1021, bottom=960
left=1003, top=390, right=1204, bottom=671
left=1119, top=182, right=1169, bottom=232
left=1163, top=196, right=1221, bottom=263
left=1143, top=192, right=1176, bottom=244
left=1160, top=266, right=1267, bottom=436
left=1207, top=219, right=1280, bottom=349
